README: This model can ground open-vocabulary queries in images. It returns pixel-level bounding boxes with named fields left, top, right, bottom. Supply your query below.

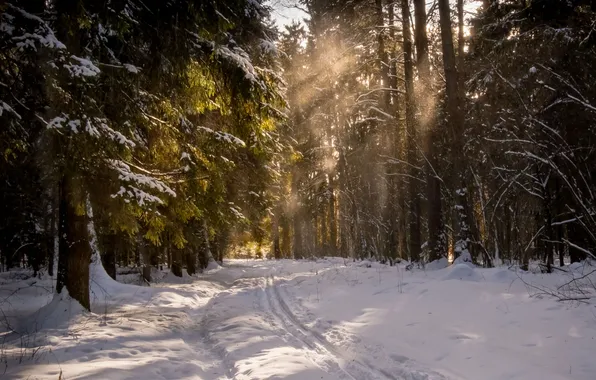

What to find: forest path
left=5, top=260, right=596, bottom=380
left=194, top=260, right=449, bottom=380
left=263, top=275, right=398, bottom=379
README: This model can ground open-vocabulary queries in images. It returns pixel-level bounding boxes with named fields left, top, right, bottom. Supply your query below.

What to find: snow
left=0, top=21, right=15, bottom=35
left=109, top=159, right=176, bottom=205
left=45, top=115, right=136, bottom=147
left=64, top=55, right=101, bottom=77
left=259, top=38, right=278, bottom=56
left=198, top=125, right=246, bottom=147
left=6, top=5, right=66, bottom=51
left=215, top=45, right=263, bottom=88
left=2, top=259, right=596, bottom=380
left=0, top=100, right=21, bottom=119
left=123, top=63, right=140, bottom=73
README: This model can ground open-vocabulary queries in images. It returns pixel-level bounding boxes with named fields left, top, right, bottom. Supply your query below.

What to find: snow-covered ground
left=1, top=258, right=596, bottom=379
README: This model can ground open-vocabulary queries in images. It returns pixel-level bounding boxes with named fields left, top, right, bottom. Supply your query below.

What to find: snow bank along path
left=2, top=258, right=596, bottom=379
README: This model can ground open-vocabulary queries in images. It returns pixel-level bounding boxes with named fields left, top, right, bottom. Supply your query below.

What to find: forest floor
left=1, top=258, right=596, bottom=380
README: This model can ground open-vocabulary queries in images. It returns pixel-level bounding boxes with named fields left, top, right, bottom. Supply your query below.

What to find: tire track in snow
left=261, top=277, right=348, bottom=379
left=265, top=276, right=397, bottom=380
left=274, top=277, right=453, bottom=380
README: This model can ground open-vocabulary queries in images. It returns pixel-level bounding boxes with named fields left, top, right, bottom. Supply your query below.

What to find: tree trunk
left=376, top=0, right=390, bottom=109
left=414, top=0, right=444, bottom=261
left=56, top=175, right=91, bottom=311
left=328, top=176, right=338, bottom=256
left=48, top=189, right=57, bottom=277
left=102, top=233, right=117, bottom=280
left=199, top=219, right=212, bottom=269
left=382, top=0, right=399, bottom=261
left=292, top=170, right=304, bottom=259
left=438, top=0, right=470, bottom=261
left=186, top=246, right=196, bottom=276
left=272, top=209, right=281, bottom=259
left=281, top=214, right=291, bottom=258
left=402, top=0, right=422, bottom=262
left=171, top=243, right=183, bottom=277
left=457, top=0, right=465, bottom=63
left=138, top=237, right=151, bottom=283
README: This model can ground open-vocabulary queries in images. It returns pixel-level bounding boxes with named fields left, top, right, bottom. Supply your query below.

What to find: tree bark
left=457, top=0, right=465, bottom=63
left=402, top=0, right=421, bottom=262
left=186, top=247, right=196, bottom=276
left=57, top=175, right=92, bottom=311
left=48, top=188, right=57, bottom=277
left=328, top=176, right=337, bottom=256
left=376, top=0, right=390, bottom=110
left=198, top=220, right=211, bottom=269
left=171, top=243, right=183, bottom=277
left=102, top=233, right=117, bottom=280
left=292, top=170, right=304, bottom=259
left=138, top=237, right=151, bottom=283
left=414, top=0, right=444, bottom=261
left=272, top=209, right=281, bottom=259
left=438, top=0, right=471, bottom=261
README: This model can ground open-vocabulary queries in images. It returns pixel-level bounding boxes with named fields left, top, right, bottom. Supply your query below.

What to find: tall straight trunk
left=457, top=0, right=466, bottom=117
left=167, top=242, right=172, bottom=268
left=387, top=3, right=398, bottom=105
left=292, top=170, right=303, bottom=259
left=57, top=175, right=91, bottom=311
left=272, top=209, right=281, bottom=259
left=138, top=236, right=151, bottom=283
left=457, top=0, right=465, bottom=63
left=314, top=197, right=321, bottom=257
left=320, top=190, right=328, bottom=255
left=186, top=247, right=197, bottom=275
left=281, top=214, right=291, bottom=258
left=102, top=233, right=117, bottom=280
left=438, top=0, right=470, bottom=261
left=402, top=0, right=421, bottom=262
left=338, top=150, right=350, bottom=258
left=413, top=0, right=430, bottom=79
left=198, top=219, right=212, bottom=269
left=543, top=186, right=554, bottom=272
left=48, top=187, right=57, bottom=277
left=171, top=240, right=183, bottom=277
left=328, top=176, right=337, bottom=256
left=376, top=0, right=390, bottom=110
left=414, top=0, right=444, bottom=261
left=382, top=0, right=399, bottom=261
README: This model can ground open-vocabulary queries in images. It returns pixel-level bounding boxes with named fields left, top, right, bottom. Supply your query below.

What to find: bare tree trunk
left=338, top=149, right=350, bottom=258
left=329, top=176, right=337, bottom=256
left=376, top=0, right=390, bottom=110
left=171, top=239, right=183, bottom=277
left=48, top=187, right=57, bottom=277
left=402, top=0, right=421, bottom=262
left=57, top=175, right=91, bottom=311
left=457, top=0, right=465, bottom=63
left=281, top=214, right=290, bottom=258
left=438, top=0, right=471, bottom=261
left=414, top=0, right=444, bottom=261
left=272, top=208, right=281, bottom=259
left=186, top=246, right=197, bottom=276
left=138, top=236, right=151, bottom=283
left=292, top=170, right=303, bottom=259
left=320, top=190, right=327, bottom=255
left=382, top=1, right=400, bottom=262
left=198, top=219, right=212, bottom=269
left=102, top=233, right=117, bottom=280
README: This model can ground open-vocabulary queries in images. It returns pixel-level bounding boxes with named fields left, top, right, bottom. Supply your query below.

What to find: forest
left=1, top=0, right=596, bottom=314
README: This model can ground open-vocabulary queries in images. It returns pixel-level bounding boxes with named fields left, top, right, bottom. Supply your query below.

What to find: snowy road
left=4, top=258, right=596, bottom=379
left=198, top=265, right=450, bottom=380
